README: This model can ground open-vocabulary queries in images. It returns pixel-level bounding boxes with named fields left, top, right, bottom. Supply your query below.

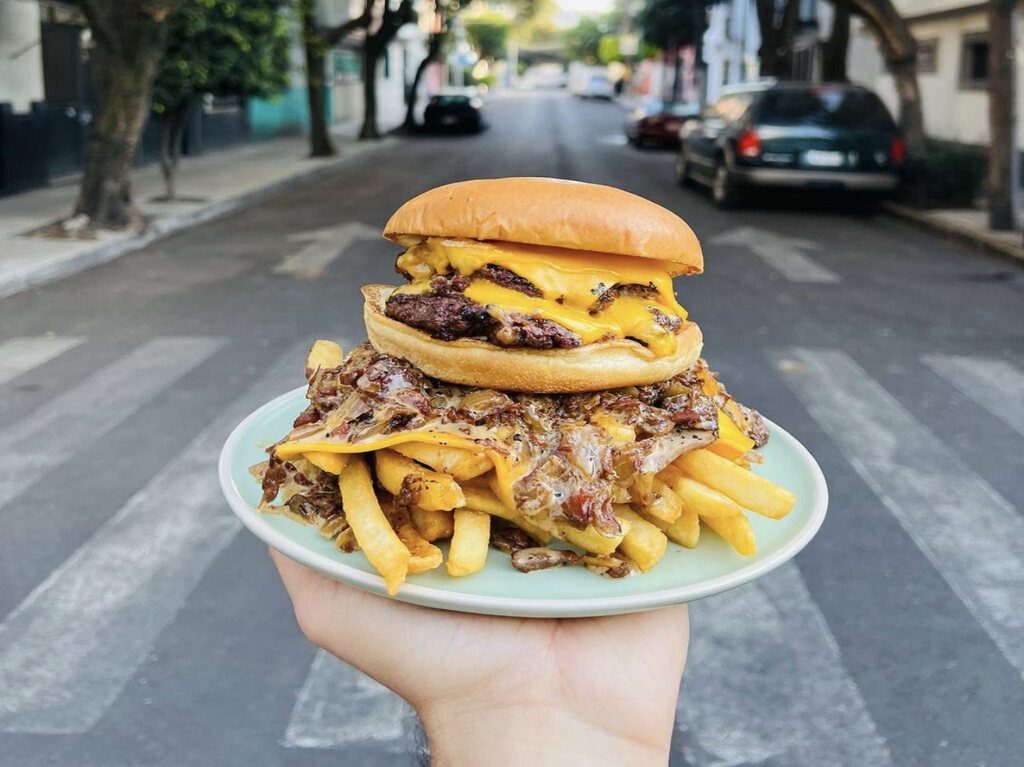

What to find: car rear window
left=757, top=88, right=896, bottom=130
left=431, top=95, right=471, bottom=106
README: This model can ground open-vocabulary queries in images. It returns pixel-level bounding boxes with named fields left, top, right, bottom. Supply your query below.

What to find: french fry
left=461, top=482, right=553, bottom=544
left=386, top=504, right=443, bottom=574
left=702, top=512, right=756, bottom=556
left=447, top=509, right=490, bottom=576
left=339, top=457, right=409, bottom=594
left=614, top=505, right=668, bottom=572
left=410, top=507, right=455, bottom=542
left=675, top=449, right=795, bottom=519
left=374, top=450, right=466, bottom=511
left=305, top=339, right=344, bottom=378
left=630, top=475, right=683, bottom=524
left=392, top=442, right=493, bottom=480
left=304, top=451, right=348, bottom=475
left=645, top=506, right=700, bottom=548
left=556, top=518, right=630, bottom=557
left=659, top=466, right=743, bottom=519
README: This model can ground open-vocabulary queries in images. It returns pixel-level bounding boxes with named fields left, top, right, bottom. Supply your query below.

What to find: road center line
left=774, top=347, right=1024, bottom=679
left=0, top=335, right=84, bottom=386
left=284, top=650, right=412, bottom=749
left=0, top=336, right=224, bottom=505
left=0, top=341, right=310, bottom=734
left=679, top=562, right=892, bottom=766
left=921, top=354, right=1024, bottom=439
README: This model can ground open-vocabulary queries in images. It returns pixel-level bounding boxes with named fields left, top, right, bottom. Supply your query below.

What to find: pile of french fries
left=260, top=341, right=797, bottom=595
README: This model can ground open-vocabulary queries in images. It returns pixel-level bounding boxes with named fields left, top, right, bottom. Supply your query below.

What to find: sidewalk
left=883, top=203, right=1024, bottom=264
left=0, top=109, right=402, bottom=299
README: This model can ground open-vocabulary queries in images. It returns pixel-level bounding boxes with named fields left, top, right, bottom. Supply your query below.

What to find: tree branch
left=322, top=0, right=376, bottom=46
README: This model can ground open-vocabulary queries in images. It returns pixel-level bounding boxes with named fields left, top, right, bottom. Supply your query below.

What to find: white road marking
left=680, top=563, right=892, bottom=766
left=284, top=650, right=412, bottom=749
left=0, top=335, right=84, bottom=386
left=0, top=341, right=310, bottom=734
left=0, top=336, right=224, bottom=504
left=921, top=354, right=1024, bottom=438
left=775, top=347, right=1024, bottom=679
left=274, top=222, right=380, bottom=279
left=712, top=226, right=840, bottom=283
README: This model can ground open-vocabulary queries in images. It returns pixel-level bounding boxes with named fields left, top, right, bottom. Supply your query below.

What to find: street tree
left=754, top=0, right=800, bottom=78
left=465, top=14, right=511, bottom=61
left=986, top=0, right=1015, bottom=230
left=637, top=0, right=704, bottom=102
left=821, top=4, right=850, bottom=82
left=564, top=17, right=604, bottom=63
left=152, top=0, right=291, bottom=200
left=71, top=0, right=181, bottom=230
left=831, top=0, right=924, bottom=157
left=359, top=0, right=416, bottom=139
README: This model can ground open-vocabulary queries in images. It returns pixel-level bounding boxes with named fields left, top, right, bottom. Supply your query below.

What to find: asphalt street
left=1, top=91, right=1022, bottom=767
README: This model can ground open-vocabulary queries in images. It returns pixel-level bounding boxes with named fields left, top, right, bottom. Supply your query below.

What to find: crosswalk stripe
left=273, top=223, right=379, bottom=279
left=774, top=347, right=1024, bottom=679
left=0, top=335, right=84, bottom=386
left=711, top=226, right=840, bottom=284
left=284, top=650, right=412, bottom=749
left=0, top=341, right=310, bottom=734
left=680, top=563, right=892, bottom=766
left=0, top=336, right=224, bottom=505
left=921, top=354, right=1024, bottom=438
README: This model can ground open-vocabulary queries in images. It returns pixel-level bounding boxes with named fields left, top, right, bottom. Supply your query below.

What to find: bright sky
left=556, top=0, right=614, bottom=14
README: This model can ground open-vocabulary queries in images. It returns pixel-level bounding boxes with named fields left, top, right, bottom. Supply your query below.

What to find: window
left=960, top=33, right=988, bottom=89
left=757, top=87, right=896, bottom=130
left=917, top=39, right=938, bottom=74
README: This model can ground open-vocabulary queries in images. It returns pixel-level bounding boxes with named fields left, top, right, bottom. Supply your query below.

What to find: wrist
left=418, top=698, right=672, bottom=767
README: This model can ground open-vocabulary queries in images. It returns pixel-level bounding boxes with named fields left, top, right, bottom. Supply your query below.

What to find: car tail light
left=737, top=130, right=761, bottom=159
left=891, top=137, right=906, bottom=165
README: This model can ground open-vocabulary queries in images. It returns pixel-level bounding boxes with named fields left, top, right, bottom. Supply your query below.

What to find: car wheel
left=712, top=161, right=741, bottom=208
left=675, top=151, right=693, bottom=187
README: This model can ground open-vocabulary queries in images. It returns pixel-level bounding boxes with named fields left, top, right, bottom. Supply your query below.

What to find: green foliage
left=465, top=13, right=511, bottom=60
left=153, top=0, right=292, bottom=112
left=597, top=33, right=621, bottom=64
left=563, top=17, right=604, bottom=63
left=637, top=0, right=702, bottom=50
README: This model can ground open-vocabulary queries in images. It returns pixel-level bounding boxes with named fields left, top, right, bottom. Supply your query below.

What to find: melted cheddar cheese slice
left=394, top=238, right=688, bottom=356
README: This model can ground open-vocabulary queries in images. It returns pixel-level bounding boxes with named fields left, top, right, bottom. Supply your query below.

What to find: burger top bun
left=383, top=177, right=703, bottom=276
left=362, top=285, right=704, bottom=393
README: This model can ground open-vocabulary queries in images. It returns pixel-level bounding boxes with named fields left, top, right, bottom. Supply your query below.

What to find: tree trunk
left=834, top=0, right=925, bottom=158
left=159, top=102, right=190, bottom=200
left=405, top=32, right=443, bottom=131
left=987, top=0, right=1016, bottom=230
left=671, top=45, right=683, bottom=102
left=360, top=43, right=380, bottom=139
left=302, top=0, right=336, bottom=157
left=756, top=0, right=800, bottom=78
left=822, top=5, right=851, bottom=82
left=72, top=11, right=165, bottom=229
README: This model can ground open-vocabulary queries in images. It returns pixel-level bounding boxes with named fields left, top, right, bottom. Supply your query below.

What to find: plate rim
left=219, top=385, right=829, bottom=617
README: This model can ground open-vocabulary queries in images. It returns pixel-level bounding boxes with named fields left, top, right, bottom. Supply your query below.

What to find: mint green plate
left=219, top=386, right=828, bottom=617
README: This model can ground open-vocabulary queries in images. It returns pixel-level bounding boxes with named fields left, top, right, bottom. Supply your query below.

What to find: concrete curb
left=0, top=138, right=393, bottom=300
left=882, top=201, right=1024, bottom=265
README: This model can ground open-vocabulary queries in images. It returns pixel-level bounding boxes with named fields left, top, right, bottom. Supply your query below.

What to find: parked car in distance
left=626, top=99, right=700, bottom=148
left=577, top=74, right=615, bottom=100
left=423, top=90, right=485, bottom=133
left=676, top=81, right=904, bottom=207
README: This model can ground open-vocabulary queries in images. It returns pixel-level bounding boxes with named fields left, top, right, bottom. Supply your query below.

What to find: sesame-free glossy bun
left=363, top=285, right=703, bottom=393
left=383, top=177, right=703, bottom=275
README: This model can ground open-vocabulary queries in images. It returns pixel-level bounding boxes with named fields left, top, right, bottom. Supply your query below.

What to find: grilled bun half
left=363, top=285, right=704, bottom=393
left=383, top=177, right=703, bottom=274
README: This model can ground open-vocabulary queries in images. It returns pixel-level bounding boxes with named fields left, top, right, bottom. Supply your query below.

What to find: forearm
left=419, top=699, right=672, bottom=767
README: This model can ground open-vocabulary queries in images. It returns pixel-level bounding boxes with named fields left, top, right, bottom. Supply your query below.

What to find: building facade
left=849, top=0, right=1024, bottom=148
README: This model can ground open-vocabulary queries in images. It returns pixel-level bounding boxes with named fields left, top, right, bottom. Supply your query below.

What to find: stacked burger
left=255, top=178, right=795, bottom=595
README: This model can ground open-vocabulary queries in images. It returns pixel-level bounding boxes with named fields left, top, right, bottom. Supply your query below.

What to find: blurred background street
left=0, top=89, right=1022, bottom=766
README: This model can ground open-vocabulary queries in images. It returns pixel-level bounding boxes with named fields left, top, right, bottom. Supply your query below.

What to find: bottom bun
left=362, top=285, right=703, bottom=393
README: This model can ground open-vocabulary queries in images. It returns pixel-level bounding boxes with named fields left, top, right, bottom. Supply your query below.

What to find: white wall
left=0, top=2, right=45, bottom=113
left=848, top=8, right=1024, bottom=146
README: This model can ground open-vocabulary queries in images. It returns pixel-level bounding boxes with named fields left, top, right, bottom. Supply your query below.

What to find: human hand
left=271, top=549, right=689, bottom=766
